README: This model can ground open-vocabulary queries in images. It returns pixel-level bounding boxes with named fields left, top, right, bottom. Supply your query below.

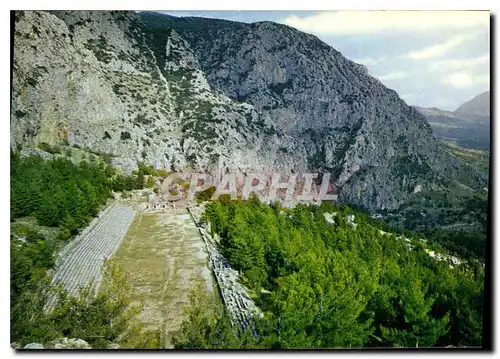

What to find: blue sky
left=160, top=11, right=490, bottom=111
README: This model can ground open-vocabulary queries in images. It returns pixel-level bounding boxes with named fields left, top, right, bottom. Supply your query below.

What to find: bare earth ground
left=109, top=208, right=213, bottom=347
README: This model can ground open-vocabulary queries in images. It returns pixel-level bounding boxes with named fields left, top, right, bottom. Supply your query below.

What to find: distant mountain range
left=415, top=91, right=490, bottom=151
left=455, top=91, right=490, bottom=119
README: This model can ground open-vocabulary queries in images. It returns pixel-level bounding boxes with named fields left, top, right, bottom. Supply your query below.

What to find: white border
left=1, top=1, right=497, bottom=359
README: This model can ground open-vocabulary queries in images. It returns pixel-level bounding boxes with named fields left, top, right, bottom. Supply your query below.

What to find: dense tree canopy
left=10, top=151, right=485, bottom=349
left=10, top=151, right=157, bottom=348
left=11, top=151, right=111, bottom=232
left=10, top=150, right=149, bottom=233
left=174, top=200, right=485, bottom=349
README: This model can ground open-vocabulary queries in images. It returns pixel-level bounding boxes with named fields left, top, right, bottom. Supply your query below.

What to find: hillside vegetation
left=174, top=200, right=484, bottom=348
left=10, top=151, right=163, bottom=348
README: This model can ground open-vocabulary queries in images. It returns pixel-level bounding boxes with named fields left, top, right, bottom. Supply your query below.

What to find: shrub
left=120, top=132, right=131, bottom=141
left=38, top=142, right=61, bottom=154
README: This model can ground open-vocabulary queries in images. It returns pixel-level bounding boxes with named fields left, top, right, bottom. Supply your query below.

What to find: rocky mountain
left=415, top=92, right=490, bottom=151
left=10, top=10, right=487, bottom=214
left=415, top=106, right=459, bottom=120
left=11, top=10, right=301, bottom=173
left=138, top=12, right=487, bottom=207
left=455, top=91, right=490, bottom=120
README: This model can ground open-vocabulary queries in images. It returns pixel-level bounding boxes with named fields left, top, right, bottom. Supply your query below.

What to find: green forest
left=10, top=151, right=163, bottom=348
left=10, top=150, right=150, bottom=233
left=10, top=151, right=486, bottom=349
left=174, top=199, right=485, bottom=349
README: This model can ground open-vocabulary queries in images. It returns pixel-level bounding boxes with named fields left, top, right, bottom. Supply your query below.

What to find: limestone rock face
left=12, top=10, right=302, bottom=175
left=13, top=11, right=164, bottom=168
left=139, top=12, right=487, bottom=210
left=49, top=338, right=92, bottom=349
left=22, top=343, right=44, bottom=349
left=11, top=10, right=487, bottom=211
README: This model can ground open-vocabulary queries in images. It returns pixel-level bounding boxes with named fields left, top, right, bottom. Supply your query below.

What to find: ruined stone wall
left=188, top=203, right=262, bottom=336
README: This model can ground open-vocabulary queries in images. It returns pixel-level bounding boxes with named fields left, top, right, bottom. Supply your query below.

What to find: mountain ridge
left=415, top=91, right=490, bottom=151
left=11, top=10, right=487, bottom=217
left=455, top=91, right=490, bottom=118
left=140, top=12, right=486, bottom=208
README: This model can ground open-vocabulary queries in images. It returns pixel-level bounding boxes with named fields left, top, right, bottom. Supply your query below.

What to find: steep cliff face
left=11, top=10, right=302, bottom=174
left=139, top=12, right=487, bottom=210
left=11, top=10, right=487, bottom=212
left=12, top=11, right=170, bottom=170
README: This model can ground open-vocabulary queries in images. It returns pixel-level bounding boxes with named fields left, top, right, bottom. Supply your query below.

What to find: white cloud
left=406, top=35, right=471, bottom=60
left=282, top=11, right=489, bottom=35
left=352, top=57, right=385, bottom=66
left=377, top=70, right=408, bottom=81
left=476, top=74, right=490, bottom=85
left=441, top=73, right=471, bottom=88
left=441, top=72, right=489, bottom=88
left=427, top=54, right=489, bottom=72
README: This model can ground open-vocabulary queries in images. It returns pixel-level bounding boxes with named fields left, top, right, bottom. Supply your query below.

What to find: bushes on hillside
left=11, top=151, right=111, bottom=233
left=175, top=200, right=485, bottom=348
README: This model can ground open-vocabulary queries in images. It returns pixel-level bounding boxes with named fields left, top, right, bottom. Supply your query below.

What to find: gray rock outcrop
left=12, top=10, right=303, bottom=176
left=20, top=338, right=93, bottom=349
left=11, top=10, right=487, bottom=213
left=22, top=343, right=45, bottom=349
left=50, top=338, right=92, bottom=349
left=142, top=12, right=487, bottom=211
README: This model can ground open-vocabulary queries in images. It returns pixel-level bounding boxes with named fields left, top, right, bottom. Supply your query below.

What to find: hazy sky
left=160, top=11, right=490, bottom=111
